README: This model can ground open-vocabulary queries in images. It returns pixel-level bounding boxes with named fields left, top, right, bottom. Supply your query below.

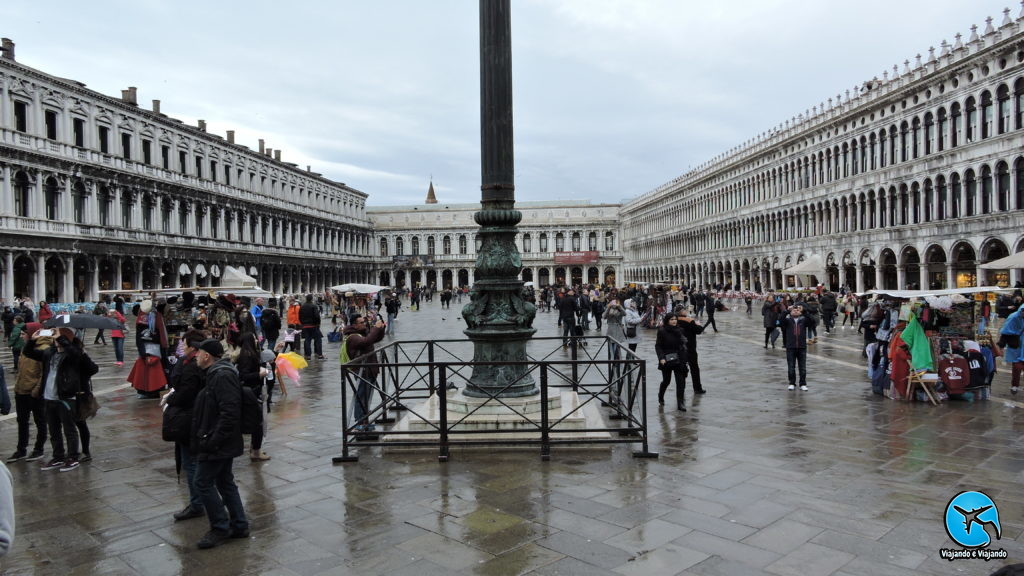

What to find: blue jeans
left=786, top=348, right=808, bottom=387
left=112, top=337, right=125, bottom=362
left=195, top=457, right=248, bottom=533
left=386, top=313, right=397, bottom=335
left=179, top=442, right=202, bottom=512
left=351, top=372, right=377, bottom=427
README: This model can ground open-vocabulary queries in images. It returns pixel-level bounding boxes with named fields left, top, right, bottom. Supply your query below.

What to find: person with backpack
left=163, top=330, right=208, bottom=522
left=259, top=302, right=282, bottom=351
left=191, top=339, right=249, bottom=549
left=1000, top=304, right=1024, bottom=395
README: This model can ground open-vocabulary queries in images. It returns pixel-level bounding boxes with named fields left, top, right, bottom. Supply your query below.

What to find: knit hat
left=198, top=339, right=224, bottom=357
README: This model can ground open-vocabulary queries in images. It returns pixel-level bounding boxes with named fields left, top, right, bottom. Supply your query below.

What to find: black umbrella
left=43, top=314, right=122, bottom=331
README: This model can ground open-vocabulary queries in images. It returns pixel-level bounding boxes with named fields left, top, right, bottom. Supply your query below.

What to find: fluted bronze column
left=461, top=0, right=537, bottom=397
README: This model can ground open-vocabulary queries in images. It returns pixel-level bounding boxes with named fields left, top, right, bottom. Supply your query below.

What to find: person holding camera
left=655, top=313, right=689, bottom=411
left=343, top=315, right=386, bottom=432
left=781, top=305, right=815, bottom=391
left=21, top=327, right=97, bottom=472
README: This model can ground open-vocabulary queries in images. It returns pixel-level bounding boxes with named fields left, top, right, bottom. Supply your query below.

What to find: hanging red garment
left=127, top=356, right=167, bottom=392
left=888, top=330, right=913, bottom=397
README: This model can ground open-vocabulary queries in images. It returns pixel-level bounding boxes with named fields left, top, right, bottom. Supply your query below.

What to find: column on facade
left=896, top=265, right=906, bottom=290
left=63, top=255, right=74, bottom=302
left=90, top=261, right=100, bottom=302
left=33, top=174, right=44, bottom=220
left=1, top=165, right=12, bottom=215
left=976, top=263, right=985, bottom=288
left=3, top=253, right=14, bottom=304
left=35, top=254, right=45, bottom=302
left=114, top=258, right=123, bottom=291
left=946, top=262, right=956, bottom=289
left=111, top=186, right=123, bottom=229
left=919, top=264, right=930, bottom=291
left=855, top=264, right=864, bottom=294
left=62, top=176, right=74, bottom=223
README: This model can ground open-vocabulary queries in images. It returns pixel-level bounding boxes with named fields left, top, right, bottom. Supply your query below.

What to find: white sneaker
left=800, top=385, right=808, bottom=391
left=787, top=385, right=796, bottom=391
left=1012, top=386, right=1020, bottom=395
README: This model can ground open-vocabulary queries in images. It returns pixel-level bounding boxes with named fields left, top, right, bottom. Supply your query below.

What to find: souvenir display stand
left=866, top=287, right=1008, bottom=403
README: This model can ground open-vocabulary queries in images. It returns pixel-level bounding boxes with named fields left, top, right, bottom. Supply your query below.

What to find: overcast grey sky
left=7, top=1, right=1015, bottom=206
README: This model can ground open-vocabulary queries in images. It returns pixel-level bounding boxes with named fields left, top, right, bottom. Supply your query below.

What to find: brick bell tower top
left=425, top=180, right=438, bottom=204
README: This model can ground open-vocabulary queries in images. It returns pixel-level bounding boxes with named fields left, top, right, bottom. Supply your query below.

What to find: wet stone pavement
left=1, top=298, right=1022, bottom=575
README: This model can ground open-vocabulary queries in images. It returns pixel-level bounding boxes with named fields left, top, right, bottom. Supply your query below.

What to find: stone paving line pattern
left=0, top=298, right=1021, bottom=575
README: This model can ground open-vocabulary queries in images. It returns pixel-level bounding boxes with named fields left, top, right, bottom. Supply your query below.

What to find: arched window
left=937, top=175, right=948, bottom=220
left=996, top=162, right=1010, bottom=212
left=605, top=231, right=614, bottom=251
left=842, top=143, right=850, bottom=177
left=911, top=117, right=921, bottom=158
left=458, top=235, right=467, bottom=255
left=981, top=91, right=994, bottom=139
left=965, top=169, right=977, bottom=216
left=539, top=233, right=548, bottom=252
left=1015, top=78, right=1024, bottom=130
left=981, top=165, right=993, bottom=214
left=951, top=174, right=962, bottom=218
left=555, top=233, right=565, bottom=252
left=899, top=121, right=909, bottom=162
left=878, top=130, right=887, bottom=167
left=178, top=201, right=188, bottom=235
left=1016, top=158, right=1024, bottom=210
left=443, top=235, right=451, bottom=255
left=997, top=85, right=1011, bottom=134
left=14, top=172, right=30, bottom=218
left=379, top=237, right=388, bottom=257
left=427, top=236, right=435, bottom=255
left=923, top=180, right=933, bottom=223
left=44, top=177, right=60, bottom=220
left=522, top=233, right=531, bottom=253
left=888, top=126, right=898, bottom=163
left=951, top=102, right=962, bottom=146
left=965, top=96, right=977, bottom=142
left=937, top=108, right=948, bottom=151
left=141, top=194, right=154, bottom=230
left=571, top=232, right=581, bottom=251
left=411, top=236, right=419, bottom=255
left=923, top=113, right=934, bottom=155
left=160, top=197, right=172, bottom=233
left=588, top=231, right=597, bottom=251
left=122, top=192, right=133, bottom=228
left=396, top=236, right=404, bottom=256
left=869, top=133, right=878, bottom=169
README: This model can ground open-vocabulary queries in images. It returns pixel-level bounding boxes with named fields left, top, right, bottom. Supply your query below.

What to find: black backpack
left=241, top=386, right=264, bottom=435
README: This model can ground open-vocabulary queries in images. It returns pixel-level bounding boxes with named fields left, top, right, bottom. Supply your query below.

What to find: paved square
left=1, top=298, right=1021, bottom=575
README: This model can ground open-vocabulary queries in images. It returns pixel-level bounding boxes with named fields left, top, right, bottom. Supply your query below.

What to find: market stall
left=865, top=286, right=1010, bottom=402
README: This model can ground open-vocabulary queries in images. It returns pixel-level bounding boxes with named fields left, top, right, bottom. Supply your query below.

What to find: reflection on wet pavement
left=1, top=298, right=1022, bottom=575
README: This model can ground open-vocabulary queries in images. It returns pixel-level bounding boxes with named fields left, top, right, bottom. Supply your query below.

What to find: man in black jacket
left=298, top=295, right=324, bottom=361
left=165, top=330, right=208, bottom=522
left=557, top=289, right=579, bottom=347
left=22, top=328, right=97, bottom=472
left=676, top=309, right=707, bottom=394
left=781, top=306, right=816, bottom=391
left=191, top=339, right=249, bottom=549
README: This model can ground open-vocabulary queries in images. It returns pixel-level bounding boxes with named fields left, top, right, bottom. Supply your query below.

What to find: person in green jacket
left=6, top=316, right=24, bottom=371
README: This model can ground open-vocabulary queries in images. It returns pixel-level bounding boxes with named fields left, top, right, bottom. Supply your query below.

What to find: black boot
left=657, top=382, right=668, bottom=406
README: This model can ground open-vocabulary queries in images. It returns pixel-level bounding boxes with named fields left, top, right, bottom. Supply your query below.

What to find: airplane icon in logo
left=953, top=505, right=1000, bottom=539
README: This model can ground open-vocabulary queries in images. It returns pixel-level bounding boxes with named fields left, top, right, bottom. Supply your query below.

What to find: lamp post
left=461, top=0, right=537, bottom=398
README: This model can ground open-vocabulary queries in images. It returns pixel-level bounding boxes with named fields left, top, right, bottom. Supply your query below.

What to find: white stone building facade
left=620, top=11, right=1024, bottom=293
left=0, top=40, right=374, bottom=303
left=368, top=200, right=623, bottom=289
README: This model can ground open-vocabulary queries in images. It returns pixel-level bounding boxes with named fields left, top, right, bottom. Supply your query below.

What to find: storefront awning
left=195, top=264, right=207, bottom=278
left=178, top=263, right=191, bottom=276
left=868, top=286, right=1010, bottom=298
left=249, top=266, right=258, bottom=276
left=210, top=264, right=221, bottom=278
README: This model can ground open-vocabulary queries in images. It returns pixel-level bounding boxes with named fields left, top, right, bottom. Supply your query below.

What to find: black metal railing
left=333, top=336, right=657, bottom=462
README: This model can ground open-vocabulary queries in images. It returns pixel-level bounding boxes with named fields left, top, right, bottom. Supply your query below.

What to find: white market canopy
left=222, top=265, right=259, bottom=287
left=980, top=251, right=1024, bottom=269
left=330, top=283, right=390, bottom=294
left=867, top=286, right=1011, bottom=299
left=781, top=254, right=825, bottom=277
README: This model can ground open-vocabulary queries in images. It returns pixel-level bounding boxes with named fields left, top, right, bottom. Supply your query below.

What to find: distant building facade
left=0, top=39, right=374, bottom=303
left=620, top=12, right=1024, bottom=292
left=368, top=199, right=623, bottom=289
